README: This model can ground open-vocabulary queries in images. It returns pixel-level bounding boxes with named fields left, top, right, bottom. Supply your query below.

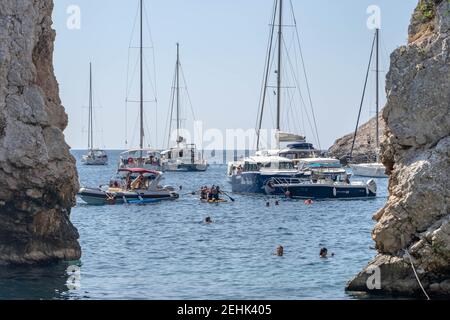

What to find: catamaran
left=119, top=0, right=162, bottom=171
left=160, top=43, right=208, bottom=172
left=228, top=0, right=320, bottom=193
left=348, top=28, right=387, bottom=178
left=81, top=63, right=108, bottom=166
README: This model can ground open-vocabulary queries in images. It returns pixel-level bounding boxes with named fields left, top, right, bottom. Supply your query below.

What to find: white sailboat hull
left=81, top=157, right=108, bottom=166
left=350, top=163, right=387, bottom=178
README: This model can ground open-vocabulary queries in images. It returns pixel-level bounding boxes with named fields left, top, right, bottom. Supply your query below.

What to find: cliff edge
left=346, top=0, right=450, bottom=297
left=0, top=0, right=81, bottom=264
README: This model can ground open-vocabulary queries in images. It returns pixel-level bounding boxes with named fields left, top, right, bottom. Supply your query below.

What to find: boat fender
left=333, top=187, right=337, bottom=197
left=367, top=179, right=377, bottom=195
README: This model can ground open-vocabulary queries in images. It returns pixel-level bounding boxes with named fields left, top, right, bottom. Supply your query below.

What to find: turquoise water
left=0, top=150, right=388, bottom=300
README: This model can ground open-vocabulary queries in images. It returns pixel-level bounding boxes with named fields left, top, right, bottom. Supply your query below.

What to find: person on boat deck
left=130, top=174, right=145, bottom=190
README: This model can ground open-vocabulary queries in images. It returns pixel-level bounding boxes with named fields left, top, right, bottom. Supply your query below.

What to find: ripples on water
left=0, top=150, right=388, bottom=300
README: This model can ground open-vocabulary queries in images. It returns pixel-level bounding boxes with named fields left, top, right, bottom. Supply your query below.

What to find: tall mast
left=176, top=43, right=180, bottom=143
left=256, top=0, right=278, bottom=151
left=88, top=62, right=93, bottom=151
left=375, top=28, right=379, bottom=150
left=276, top=0, right=283, bottom=133
left=139, top=0, right=144, bottom=151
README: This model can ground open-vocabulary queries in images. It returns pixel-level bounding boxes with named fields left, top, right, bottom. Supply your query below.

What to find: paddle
left=220, top=191, right=235, bottom=202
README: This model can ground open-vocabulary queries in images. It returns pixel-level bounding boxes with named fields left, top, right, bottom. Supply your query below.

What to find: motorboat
left=264, top=173, right=377, bottom=199
left=78, top=168, right=179, bottom=205
left=119, top=149, right=162, bottom=171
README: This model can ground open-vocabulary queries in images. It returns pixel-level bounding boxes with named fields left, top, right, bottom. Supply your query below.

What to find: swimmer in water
left=320, top=247, right=328, bottom=258
left=204, top=216, right=213, bottom=224
left=275, top=245, right=284, bottom=257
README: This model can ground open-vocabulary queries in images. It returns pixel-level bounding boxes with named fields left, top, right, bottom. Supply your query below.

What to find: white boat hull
left=162, top=162, right=208, bottom=172
left=350, top=163, right=387, bottom=178
left=81, top=156, right=108, bottom=166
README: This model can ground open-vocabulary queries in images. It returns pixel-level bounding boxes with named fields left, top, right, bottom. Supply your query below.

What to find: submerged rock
left=0, top=0, right=81, bottom=264
left=346, top=0, right=450, bottom=298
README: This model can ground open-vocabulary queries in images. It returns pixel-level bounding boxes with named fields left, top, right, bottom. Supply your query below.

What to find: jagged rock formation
left=328, top=114, right=385, bottom=164
left=346, top=0, right=450, bottom=297
left=0, top=0, right=81, bottom=264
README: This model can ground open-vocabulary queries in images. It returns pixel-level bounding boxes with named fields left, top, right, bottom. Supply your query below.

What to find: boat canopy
left=298, top=158, right=340, bottom=166
left=118, top=168, right=160, bottom=175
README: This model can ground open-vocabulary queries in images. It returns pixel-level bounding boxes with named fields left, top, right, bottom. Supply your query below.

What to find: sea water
left=0, top=150, right=388, bottom=300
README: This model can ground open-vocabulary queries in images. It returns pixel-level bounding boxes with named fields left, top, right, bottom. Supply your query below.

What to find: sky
left=52, top=0, right=418, bottom=150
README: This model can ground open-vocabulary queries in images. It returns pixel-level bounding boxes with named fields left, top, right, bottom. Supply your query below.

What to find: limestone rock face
left=0, top=0, right=81, bottom=264
left=347, top=0, right=450, bottom=297
left=328, top=114, right=385, bottom=164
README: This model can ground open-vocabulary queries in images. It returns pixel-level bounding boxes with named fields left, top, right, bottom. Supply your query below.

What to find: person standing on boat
left=131, top=174, right=145, bottom=190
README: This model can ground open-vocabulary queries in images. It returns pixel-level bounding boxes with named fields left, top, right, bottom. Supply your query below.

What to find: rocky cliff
left=346, top=0, right=450, bottom=297
left=0, top=0, right=81, bottom=264
left=328, top=114, right=385, bottom=164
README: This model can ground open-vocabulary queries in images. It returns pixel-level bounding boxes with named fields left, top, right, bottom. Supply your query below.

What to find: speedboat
left=78, top=168, right=179, bottom=205
left=119, top=149, right=162, bottom=171
left=81, top=149, right=108, bottom=166
left=264, top=167, right=377, bottom=199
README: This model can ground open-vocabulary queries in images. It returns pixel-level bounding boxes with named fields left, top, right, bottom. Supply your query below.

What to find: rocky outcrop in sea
left=328, top=114, right=385, bottom=164
left=346, top=0, right=450, bottom=297
left=0, top=0, right=81, bottom=264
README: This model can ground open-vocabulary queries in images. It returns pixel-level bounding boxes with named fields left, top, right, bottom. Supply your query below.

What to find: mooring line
left=404, top=249, right=431, bottom=300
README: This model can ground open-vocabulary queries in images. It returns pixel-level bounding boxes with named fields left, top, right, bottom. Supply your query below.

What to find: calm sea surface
left=0, top=150, right=388, bottom=300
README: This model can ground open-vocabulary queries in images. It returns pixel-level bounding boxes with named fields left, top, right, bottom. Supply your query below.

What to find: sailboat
left=160, top=43, right=208, bottom=172
left=349, top=28, right=387, bottom=178
left=228, top=0, right=319, bottom=193
left=119, top=0, right=162, bottom=171
left=81, top=63, right=108, bottom=166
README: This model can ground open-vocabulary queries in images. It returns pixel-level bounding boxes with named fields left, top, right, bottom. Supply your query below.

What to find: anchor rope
left=404, top=249, right=431, bottom=300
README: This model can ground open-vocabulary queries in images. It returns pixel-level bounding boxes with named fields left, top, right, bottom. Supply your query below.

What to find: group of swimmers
left=274, top=245, right=334, bottom=258
left=200, top=185, right=222, bottom=201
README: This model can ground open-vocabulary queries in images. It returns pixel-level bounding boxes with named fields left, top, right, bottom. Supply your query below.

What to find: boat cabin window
left=262, top=161, right=294, bottom=170
left=244, top=162, right=258, bottom=172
